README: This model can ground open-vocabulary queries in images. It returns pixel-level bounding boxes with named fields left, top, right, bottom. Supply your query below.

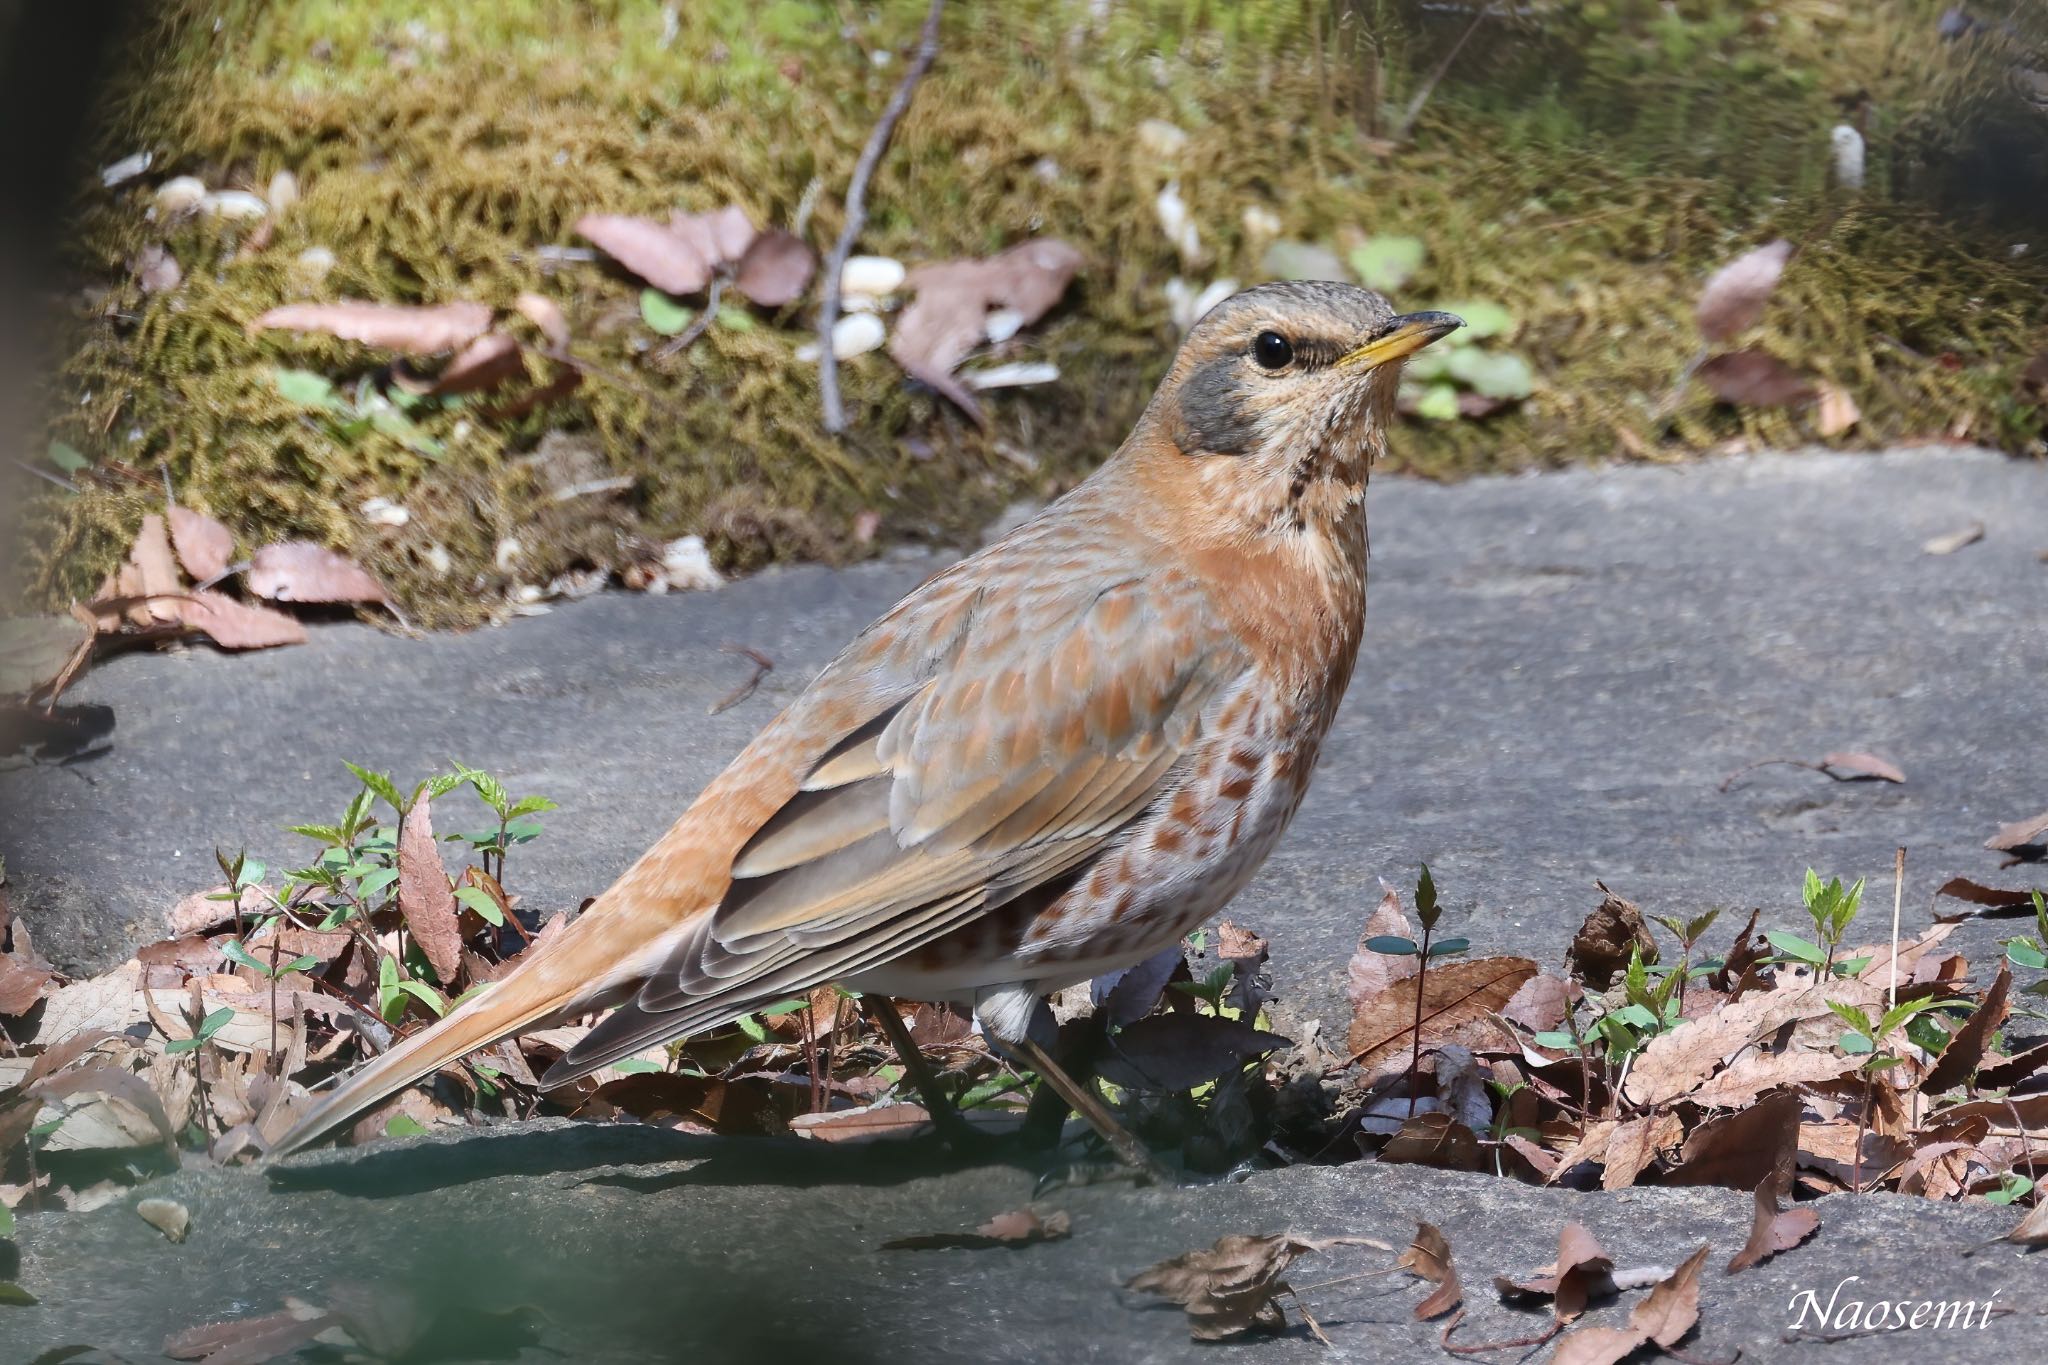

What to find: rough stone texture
left=3, top=445, right=2047, bottom=1360
left=8, top=1122, right=2043, bottom=1362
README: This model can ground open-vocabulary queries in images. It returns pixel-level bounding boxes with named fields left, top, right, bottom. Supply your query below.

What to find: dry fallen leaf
left=0, top=616, right=91, bottom=699
left=513, top=291, right=570, bottom=350
left=1600, top=1111, right=1683, bottom=1190
left=882, top=1207, right=1072, bottom=1250
left=129, top=512, right=186, bottom=624
left=787, top=1101, right=933, bottom=1141
left=2004, top=1199, right=2048, bottom=1248
left=1696, top=239, right=1792, bottom=343
left=1550, top=1245, right=1709, bottom=1365
left=246, top=542, right=390, bottom=606
left=1127, top=1232, right=1316, bottom=1340
left=1921, top=965, right=2010, bottom=1094
left=1347, top=887, right=1420, bottom=1007
left=1697, top=348, right=1816, bottom=407
left=1347, top=956, right=1535, bottom=1073
left=179, top=590, right=309, bottom=651
left=890, top=238, right=1083, bottom=423
left=1986, top=809, right=2048, bottom=854
left=399, top=331, right=525, bottom=398
left=137, top=1196, right=191, bottom=1243
left=1932, top=877, right=2039, bottom=919
left=732, top=229, right=816, bottom=307
left=1921, top=522, right=1986, bottom=556
left=1397, top=1221, right=1463, bottom=1320
left=1494, top=1222, right=1615, bottom=1322
left=1727, top=1177, right=1819, bottom=1273
left=397, top=794, right=463, bottom=987
left=1669, top=1088, right=1801, bottom=1191
left=1814, top=382, right=1860, bottom=436
left=249, top=300, right=494, bottom=355
left=1819, top=751, right=1905, bottom=784
left=1568, top=884, right=1657, bottom=990
left=167, top=505, right=235, bottom=582
left=577, top=207, right=757, bottom=296
left=669, top=205, right=758, bottom=271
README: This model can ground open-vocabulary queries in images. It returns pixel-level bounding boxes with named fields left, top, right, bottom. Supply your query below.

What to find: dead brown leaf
left=400, top=332, right=525, bottom=397
left=1669, top=1088, right=1800, bottom=1191
left=1727, top=1176, right=1819, bottom=1273
left=1921, top=965, right=2010, bottom=1095
left=1215, top=918, right=1270, bottom=1014
left=168, top=505, right=235, bottom=581
left=0, top=952, right=53, bottom=1017
left=1494, top=1222, right=1615, bottom=1321
left=577, top=211, right=727, bottom=295
left=2004, top=1199, right=2048, bottom=1247
left=1600, top=1111, right=1683, bottom=1190
left=249, top=300, right=494, bottom=355
left=890, top=238, right=1082, bottom=424
left=1347, top=888, right=1419, bottom=1008
left=788, top=1100, right=932, bottom=1141
left=1397, top=1221, right=1463, bottom=1320
left=1921, top=522, right=1985, bottom=556
left=397, top=794, right=463, bottom=986
left=1976, top=1039, right=2048, bottom=1089
left=1127, top=1232, right=1323, bottom=1340
left=1550, top=1245, right=1709, bottom=1365
left=129, top=513, right=185, bottom=624
left=245, top=542, right=389, bottom=605
left=1097, top=1014, right=1289, bottom=1093
left=1625, top=976, right=1877, bottom=1108
left=1568, top=884, right=1656, bottom=990
left=1697, top=348, right=1816, bottom=407
left=1685, top=1047, right=1858, bottom=1110
left=136, top=242, right=183, bottom=294
left=732, top=229, right=816, bottom=307
left=882, top=1207, right=1072, bottom=1250
left=669, top=205, right=758, bottom=270
left=1379, top=1111, right=1484, bottom=1171
left=1814, top=383, right=1860, bottom=436
left=163, top=1306, right=334, bottom=1363
left=1819, top=751, right=1905, bottom=784
left=1345, top=956, right=1536, bottom=1074
left=1932, top=877, right=2039, bottom=919
left=1696, top=239, right=1792, bottom=343
left=179, top=590, right=309, bottom=650
left=513, top=291, right=570, bottom=350
left=1986, top=809, right=2048, bottom=854
left=1504, top=973, right=1572, bottom=1032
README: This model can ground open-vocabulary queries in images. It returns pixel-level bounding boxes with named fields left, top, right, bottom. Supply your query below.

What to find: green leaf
left=454, top=885, right=506, bottom=926
left=1412, top=382, right=1461, bottom=422
left=195, top=1005, right=236, bottom=1041
left=508, top=794, right=559, bottom=818
left=1838, top=1031, right=1874, bottom=1055
left=1531, top=1030, right=1578, bottom=1051
left=1348, top=235, right=1425, bottom=292
left=1612, top=1003, right=1659, bottom=1031
left=1906, top=1014, right=1950, bottom=1055
left=716, top=305, right=755, bottom=331
left=397, top=979, right=449, bottom=1017
left=355, top=866, right=401, bottom=902
left=288, top=823, right=346, bottom=845
left=1834, top=955, right=1872, bottom=977
left=164, top=1037, right=204, bottom=1055
left=1362, top=934, right=1420, bottom=956
left=1414, top=863, right=1440, bottom=928
left=220, top=939, right=269, bottom=973
left=345, top=762, right=407, bottom=813
left=369, top=406, right=444, bottom=459
left=958, top=1075, right=1021, bottom=1109
left=0, top=1281, right=38, bottom=1306
left=385, top=1115, right=429, bottom=1138
left=46, top=440, right=89, bottom=474
left=1427, top=937, right=1470, bottom=957
left=1863, top=1055, right=1903, bottom=1072
left=2007, top=941, right=2047, bottom=970
left=1446, top=347, right=1535, bottom=401
left=611, top=1058, right=663, bottom=1074
left=735, top=1014, right=770, bottom=1043
left=640, top=289, right=694, bottom=336
left=1440, top=299, right=1513, bottom=340
left=1825, top=999, right=1873, bottom=1036
left=1987, top=1174, right=2035, bottom=1206
left=758, top=999, right=808, bottom=1018
left=0, top=1203, right=11, bottom=1237
left=1765, top=930, right=1825, bottom=966
left=280, top=954, right=317, bottom=974
left=274, top=367, right=340, bottom=408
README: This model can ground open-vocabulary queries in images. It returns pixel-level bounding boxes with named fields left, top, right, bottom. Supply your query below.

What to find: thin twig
left=1392, top=3, right=1493, bottom=142
left=656, top=276, right=726, bottom=359
left=708, top=644, right=775, bottom=715
left=1888, top=846, right=1905, bottom=1011
left=10, top=458, right=79, bottom=494
left=818, top=0, right=944, bottom=434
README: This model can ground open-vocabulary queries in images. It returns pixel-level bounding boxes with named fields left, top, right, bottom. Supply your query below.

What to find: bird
left=272, top=281, right=1462, bottom=1167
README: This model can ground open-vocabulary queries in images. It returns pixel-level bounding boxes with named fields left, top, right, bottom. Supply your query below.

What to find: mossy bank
left=13, top=0, right=2047, bottom=626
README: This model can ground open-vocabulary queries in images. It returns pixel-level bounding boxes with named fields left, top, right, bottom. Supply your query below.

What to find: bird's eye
left=1252, top=331, right=1293, bottom=370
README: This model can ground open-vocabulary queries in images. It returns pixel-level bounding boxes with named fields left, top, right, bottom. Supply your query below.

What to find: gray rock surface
left=3, top=446, right=2046, bottom=1362
left=8, top=1121, right=2044, bottom=1362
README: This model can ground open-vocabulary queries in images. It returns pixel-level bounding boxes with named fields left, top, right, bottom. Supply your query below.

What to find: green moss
left=14, top=0, right=2046, bottom=624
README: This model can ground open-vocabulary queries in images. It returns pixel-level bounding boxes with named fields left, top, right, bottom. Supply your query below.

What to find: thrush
left=273, top=282, right=1461, bottom=1168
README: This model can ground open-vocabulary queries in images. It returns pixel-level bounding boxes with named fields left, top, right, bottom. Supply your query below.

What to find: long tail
left=268, top=906, right=671, bottom=1157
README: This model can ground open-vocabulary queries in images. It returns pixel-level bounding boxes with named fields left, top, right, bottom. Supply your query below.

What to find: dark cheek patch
left=1172, top=355, right=1261, bottom=456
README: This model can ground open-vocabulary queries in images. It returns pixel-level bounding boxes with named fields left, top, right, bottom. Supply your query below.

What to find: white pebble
left=202, top=190, right=270, bottom=220
left=136, top=1198, right=189, bottom=1243
left=660, top=535, right=724, bottom=592
left=100, top=151, right=153, bottom=188
left=829, top=311, right=886, bottom=359
left=983, top=307, right=1026, bottom=344
left=494, top=537, right=522, bottom=572
left=1155, top=182, right=1203, bottom=267
left=359, top=496, right=409, bottom=527
left=1831, top=125, right=1865, bottom=192
left=267, top=169, right=300, bottom=213
left=1137, top=118, right=1188, bottom=160
left=963, top=362, right=1059, bottom=390
left=839, top=255, right=905, bottom=298
left=289, top=246, right=336, bottom=291
left=424, top=544, right=453, bottom=576
left=154, top=176, right=207, bottom=216
left=1240, top=205, right=1282, bottom=240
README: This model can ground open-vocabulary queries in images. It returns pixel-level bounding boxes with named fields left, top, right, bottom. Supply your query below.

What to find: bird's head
left=1131, top=280, right=1461, bottom=535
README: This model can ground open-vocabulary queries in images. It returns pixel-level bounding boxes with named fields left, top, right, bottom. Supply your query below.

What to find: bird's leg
left=861, top=998, right=990, bottom=1156
left=1012, top=1036, right=1173, bottom=1185
left=1017, top=1013, right=1107, bottom=1150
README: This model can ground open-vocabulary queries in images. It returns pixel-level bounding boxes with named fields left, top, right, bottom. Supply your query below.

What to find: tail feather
left=268, top=910, right=661, bottom=1156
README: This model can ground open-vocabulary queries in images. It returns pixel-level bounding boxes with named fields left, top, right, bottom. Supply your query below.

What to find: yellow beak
left=1338, top=311, right=1465, bottom=369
